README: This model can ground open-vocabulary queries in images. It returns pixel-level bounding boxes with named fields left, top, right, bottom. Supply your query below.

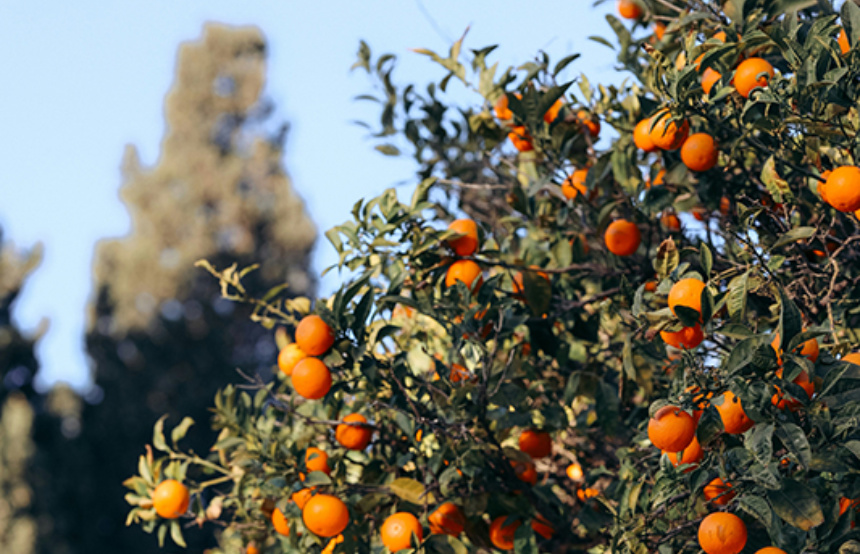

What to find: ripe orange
left=562, top=169, right=589, bottom=200
left=544, top=98, right=564, bottom=124
left=449, top=363, right=472, bottom=383
left=494, top=93, right=520, bottom=121
left=698, top=512, right=747, bottom=554
left=292, top=487, right=316, bottom=509
left=734, top=58, right=774, bottom=98
left=336, top=413, right=373, bottom=451
left=660, top=324, right=704, bottom=349
left=512, top=267, right=550, bottom=299
left=755, top=548, right=787, bottom=554
left=566, top=462, right=584, bottom=481
left=322, top=535, right=344, bottom=554
left=305, top=447, right=330, bottom=475
left=720, top=196, right=731, bottom=215
left=291, top=357, right=332, bottom=400
left=511, top=459, right=538, bottom=485
left=663, top=436, right=703, bottom=471
left=152, top=479, right=190, bottom=519
left=680, top=133, right=719, bottom=172
left=715, top=391, right=754, bottom=434
left=843, top=353, right=860, bottom=365
left=617, top=0, right=643, bottom=19
left=246, top=545, right=260, bottom=554
left=272, top=507, right=291, bottom=536
left=653, top=21, right=666, bottom=41
left=381, top=512, right=423, bottom=552
left=295, top=315, right=335, bottom=356
left=278, top=343, right=308, bottom=376
left=660, top=212, right=681, bottom=231
left=649, top=168, right=666, bottom=188
left=647, top=405, right=696, bottom=452
left=823, top=166, right=860, bottom=212
left=668, top=278, right=706, bottom=320
left=519, top=429, right=552, bottom=458
left=508, top=125, right=534, bottom=152
left=770, top=333, right=819, bottom=363
left=702, top=67, right=722, bottom=95
left=839, top=27, right=851, bottom=55
left=429, top=502, right=465, bottom=536
left=577, top=487, right=599, bottom=501
left=447, top=219, right=479, bottom=256
left=445, top=260, right=483, bottom=290
left=703, top=477, right=736, bottom=506
left=633, top=119, right=658, bottom=152
left=649, top=109, right=690, bottom=150
left=576, top=110, right=601, bottom=137
left=531, top=515, right=554, bottom=539
left=302, top=494, right=350, bottom=538
left=644, top=280, right=658, bottom=292
left=692, top=207, right=709, bottom=221
left=489, top=516, right=520, bottom=550
left=604, top=219, right=641, bottom=256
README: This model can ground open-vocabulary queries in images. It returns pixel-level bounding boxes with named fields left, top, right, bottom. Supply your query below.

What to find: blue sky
left=0, top=0, right=622, bottom=391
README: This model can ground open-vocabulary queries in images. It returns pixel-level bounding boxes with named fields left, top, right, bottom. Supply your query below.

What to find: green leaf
left=654, top=238, right=679, bottom=280
left=777, top=286, right=803, bottom=349
left=700, top=244, right=713, bottom=277
left=170, top=417, right=194, bottom=445
left=770, top=226, right=815, bottom=250
left=375, top=144, right=401, bottom=156
left=738, top=495, right=773, bottom=528
left=726, top=272, right=749, bottom=319
left=389, top=477, right=436, bottom=505
left=302, top=471, right=333, bottom=486
left=169, top=520, right=187, bottom=547
left=761, top=156, right=792, bottom=203
left=153, top=415, right=168, bottom=452
left=776, top=423, right=811, bottom=468
left=745, top=423, right=774, bottom=465
left=766, top=479, right=824, bottom=530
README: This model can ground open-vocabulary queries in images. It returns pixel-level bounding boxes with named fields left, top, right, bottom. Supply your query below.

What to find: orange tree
left=124, top=1, right=860, bottom=552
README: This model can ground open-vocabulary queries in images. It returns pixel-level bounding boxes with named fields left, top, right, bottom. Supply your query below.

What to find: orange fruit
left=544, top=98, right=564, bottom=124
left=292, top=487, right=316, bottom=509
left=336, top=413, right=373, bottom=450
left=843, top=353, right=860, bottom=365
left=511, top=459, right=538, bottom=485
left=617, top=0, right=643, bottom=19
left=576, top=110, right=601, bottom=137
left=577, top=487, right=599, bottom=501
left=380, top=512, right=423, bottom=552
left=531, top=515, right=554, bottom=539
left=649, top=109, right=690, bottom=150
left=839, top=27, right=851, bottom=55
left=646, top=168, right=666, bottom=189
left=680, top=133, right=719, bottom=172
left=494, top=94, right=517, bottom=121
left=302, top=494, right=350, bottom=538
left=698, top=512, right=747, bottom=554
left=508, top=125, right=534, bottom=152
left=604, top=219, right=641, bottom=256
left=823, top=166, right=860, bottom=212
left=647, top=405, right=696, bottom=452
left=654, top=22, right=666, bottom=41
left=489, top=516, right=520, bottom=550
left=519, top=429, right=552, bottom=458
left=566, top=462, right=584, bottom=481
left=663, top=436, right=703, bottom=471
left=305, top=447, right=331, bottom=475
left=633, top=119, right=658, bottom=152
left=429, top=502, right=465, bottom=536
left=322, top=535, right=344, bottom=554
left=247, top=545, right=260, bottom=554
left=512, top=267, right=550, bottom=298
left=291, top=357, right=332, bottom=400
left=720, top=196, right=731, bottom=215
left=755, top=549, right=787, bottom=554
left=703, top=477, right=736, bottom=506
left=660, top=324, right=704, bottom=349
left=449, top=363, right=472, bottom=383
left=770, top=333, right=819, bottom=363
left=668, top=278, right=706, bottom=319
left=152, top=479, right=190, bottom=519
left=644, top=280, right=658, bottom=292
left=692, top=207, right=709, bottom=221
left=445, top=260, right=483, bottom=290
left=278, top=343, right=308, bottom=376
left=715, top=391, right=754, bottom=434
left=661, top=212, right=681, bottom=231
left=839, top=496, right=860, bottom=515
left=447, top=219, right=479, bottom=256
left=295, top=315, right=335, bottom=356
left=734, top=58, right=774, bottom=98
left=272, top=507, right=291, bottom=536
left=702, top=67, right=722, bottom=95
left=562, top=169, right=589, bottom=200
left=818, top=170, right=832, bottom=202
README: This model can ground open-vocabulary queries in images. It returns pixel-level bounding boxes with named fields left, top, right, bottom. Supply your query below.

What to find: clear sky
left=0, top=0, right=622, bottom=391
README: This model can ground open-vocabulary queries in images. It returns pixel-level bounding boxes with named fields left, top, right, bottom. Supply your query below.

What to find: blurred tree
left=64, top=23, right=316, bottom=554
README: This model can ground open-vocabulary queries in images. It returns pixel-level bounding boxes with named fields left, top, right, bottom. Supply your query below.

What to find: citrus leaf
left=654, top=238, right=679, bottom=280
left=776, top=423, right=811, bottom=468
left=745, top=423, right=774, bottom=465
left=389, top=477, right=436, bottom=505
left=171, top=417, right=194, bottom=445
left=766, top=479, right=824, bottom=530
left=770, top=226, right=815, bottom=250
left=153, top=415, right=168, bottom=452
